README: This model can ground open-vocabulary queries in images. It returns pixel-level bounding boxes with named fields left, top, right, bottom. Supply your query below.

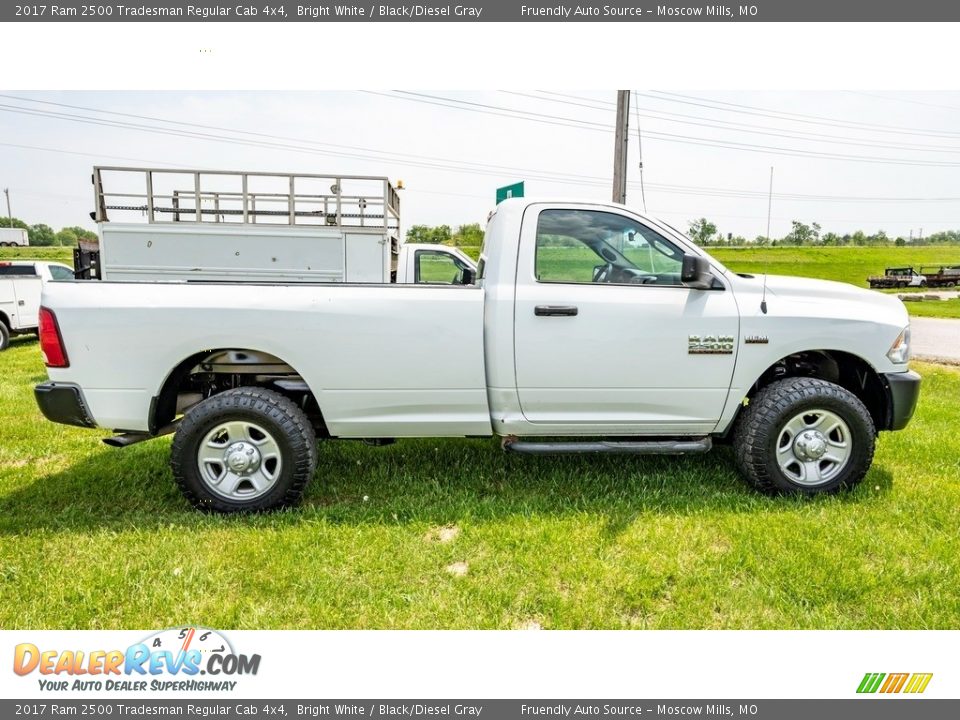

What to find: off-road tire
left=0, top=322, right=9, bottom=351
left=170, top=387, right=318, bottom=513
left=732, top=377, right=875, bottom=496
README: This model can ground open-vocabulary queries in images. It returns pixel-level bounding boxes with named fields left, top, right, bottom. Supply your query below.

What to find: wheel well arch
left=151, top=347, right=327, bottom=436
left=746, top=349, right=891, bottom=432
left=0, top=311, right=10, bottom=330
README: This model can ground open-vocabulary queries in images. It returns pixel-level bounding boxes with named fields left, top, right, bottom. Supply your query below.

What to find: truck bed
left=42, top=280, right=491, bottom=437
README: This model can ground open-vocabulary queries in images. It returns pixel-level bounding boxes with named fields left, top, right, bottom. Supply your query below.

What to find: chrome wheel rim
left=197, top=421, right=282, bottom=500
left=776, top=409, right=852, bottom=486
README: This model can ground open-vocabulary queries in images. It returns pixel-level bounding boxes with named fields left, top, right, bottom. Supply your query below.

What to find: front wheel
left=732, top=377, right=875, bottom=496
left=0, top=322, right=9, bottom=351
left=170, top=387, right=318, bottom=513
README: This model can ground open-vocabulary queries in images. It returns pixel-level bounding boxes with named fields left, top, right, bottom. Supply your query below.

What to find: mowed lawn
left=1, top=337, right=959, bottom=629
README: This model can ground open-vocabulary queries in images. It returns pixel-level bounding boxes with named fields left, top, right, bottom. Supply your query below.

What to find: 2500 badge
left=688, top=334, right=735, bottom=355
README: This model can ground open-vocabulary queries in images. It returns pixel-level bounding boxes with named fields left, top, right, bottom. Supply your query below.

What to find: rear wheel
left=0, top=322, right=9, bottom=351
left=732, top=377, right=875, bottom=496
left=170, top=387, right=317, bottom=513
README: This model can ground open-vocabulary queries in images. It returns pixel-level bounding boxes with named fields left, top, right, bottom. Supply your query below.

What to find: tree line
left=687, top=218, right=960, bottom=247
left=0, top=217, right=98, bottom=247
left=405, top=223, right=484, bottom=247
left=408, top=219, right=960, bottom=248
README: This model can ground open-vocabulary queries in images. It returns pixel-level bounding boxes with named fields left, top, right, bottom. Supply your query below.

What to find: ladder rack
left=92, top=166, right=401, bottom=237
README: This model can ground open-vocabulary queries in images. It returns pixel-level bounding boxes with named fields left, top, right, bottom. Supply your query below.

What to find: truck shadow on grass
left=0, top=437, right=894, bottom=535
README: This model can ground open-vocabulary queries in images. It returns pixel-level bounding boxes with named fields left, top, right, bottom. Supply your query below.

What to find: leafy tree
left=0, top=216, right=28, bottom=230
left=688, top=218, right=717, bottom=246
left=28, top=223, right=56, bottom=246
left=406, top=224, right=452, bottom=245
left=453, top=223, right=484, bottom=247
left=61, top=225, right=98, bottom=243
left=785, top=220, right=821, bottom=245
left=55, top=229, right=79, bottom=247
left=405, top=225, right=435, bottom=243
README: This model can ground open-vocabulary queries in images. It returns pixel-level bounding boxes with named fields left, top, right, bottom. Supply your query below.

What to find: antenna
left=633, top=91, right=647, bottom=213
left=761, top=167, right=772, bottom=314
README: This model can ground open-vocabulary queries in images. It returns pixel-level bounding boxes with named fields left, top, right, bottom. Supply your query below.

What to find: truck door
left=345, top=233, right=387, bottom=283
left=12, top=276, right=41, bottom=329
left=512, top=205, right=739, bottom=434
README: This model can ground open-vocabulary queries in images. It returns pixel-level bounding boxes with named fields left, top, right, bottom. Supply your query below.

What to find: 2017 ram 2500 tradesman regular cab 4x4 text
left=35, top=198, right=920, bottom=513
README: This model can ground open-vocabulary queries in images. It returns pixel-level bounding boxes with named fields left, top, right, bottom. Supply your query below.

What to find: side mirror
left=460, top=267, right=477, bottom=286
left=681, top=254, right=713, bottom=290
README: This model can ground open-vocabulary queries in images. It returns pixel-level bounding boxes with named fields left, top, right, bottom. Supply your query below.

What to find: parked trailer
left=919, top=265, right=960, bottom=288
left=0, top=228, right=29, bottom=247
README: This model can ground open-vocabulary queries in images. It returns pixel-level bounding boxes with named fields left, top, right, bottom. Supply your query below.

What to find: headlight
left=887, top=326, right=911, bottom=364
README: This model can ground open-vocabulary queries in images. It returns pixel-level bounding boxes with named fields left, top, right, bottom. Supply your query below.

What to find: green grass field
left=1, top=337, right=958, bottom=629
left=711, top=246, right=960, bottom=319
left=0, top=247, right=74, bottom=263
left=458, top=244, right=960, bottom=318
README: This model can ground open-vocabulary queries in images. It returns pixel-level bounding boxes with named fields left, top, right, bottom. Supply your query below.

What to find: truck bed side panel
left=43, top=282, right=492, bottom=437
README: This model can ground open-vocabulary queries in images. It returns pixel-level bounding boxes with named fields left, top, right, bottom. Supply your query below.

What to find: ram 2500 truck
left=35, top=198, right=920, bottom=512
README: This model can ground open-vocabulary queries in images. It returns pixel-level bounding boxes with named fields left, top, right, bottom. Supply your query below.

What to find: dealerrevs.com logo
left=13, top=627, right=261, bottom=692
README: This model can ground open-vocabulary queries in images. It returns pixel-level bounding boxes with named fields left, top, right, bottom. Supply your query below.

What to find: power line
left=538, top=90, right=960, bottom=140
left=845, top=90, right=960, bottom=112
left=515, top=90, right=960, bottom=154
left=646, top=91, right=960, bottom=139
left=5, top=139, right=960, bottom=208
left=366, top=91, right=960, bottom=167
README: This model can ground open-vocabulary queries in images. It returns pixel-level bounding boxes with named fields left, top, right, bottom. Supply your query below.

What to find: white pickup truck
left=0, top=261, right=76, bottom=350
left=35, top=198, right=920, bottom=512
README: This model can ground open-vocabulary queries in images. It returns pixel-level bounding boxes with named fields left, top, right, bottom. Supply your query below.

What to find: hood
left=737, top=273, right=908, bottom=322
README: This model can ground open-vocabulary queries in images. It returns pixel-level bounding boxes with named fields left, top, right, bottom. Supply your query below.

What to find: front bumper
left=882, top=370, right=922, bottom=431
left=34, top=382, right=97, bottom=428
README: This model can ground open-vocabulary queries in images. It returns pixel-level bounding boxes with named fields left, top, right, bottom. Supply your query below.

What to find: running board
left=502, top=436, right=712, bottom=455
left=103, top=421, right=179, bottom=448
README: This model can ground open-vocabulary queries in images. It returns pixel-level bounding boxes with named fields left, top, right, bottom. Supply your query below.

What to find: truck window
left=0, top=264, right=38, bottom=276
left=47, top=265, right=75, bottom=281
left=534, top=209, right=684, bottom=286
left=415, top=250, right=468, bottom=284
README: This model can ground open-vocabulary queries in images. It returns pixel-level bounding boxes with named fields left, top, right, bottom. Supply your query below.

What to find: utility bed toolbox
left=91, top=166, right=401, bottom=283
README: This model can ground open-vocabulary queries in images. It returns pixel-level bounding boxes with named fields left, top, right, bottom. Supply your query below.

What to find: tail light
left=38, top=307, right=69, bottom=368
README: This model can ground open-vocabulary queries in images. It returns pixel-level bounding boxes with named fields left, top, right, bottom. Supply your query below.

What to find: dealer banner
left=6, top=0, right=960, bottom=22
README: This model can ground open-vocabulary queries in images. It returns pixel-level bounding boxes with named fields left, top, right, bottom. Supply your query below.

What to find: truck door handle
left=18, top=300, right=25, bottom=306
left=535, top=305, right=578, bottom=317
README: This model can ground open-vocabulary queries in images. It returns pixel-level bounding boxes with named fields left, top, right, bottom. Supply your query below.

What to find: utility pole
left=3, top=188, right=11, bottom=229
left=612, top=90, right=630, bottom=204
left=766, top=167, right=774, bottom=242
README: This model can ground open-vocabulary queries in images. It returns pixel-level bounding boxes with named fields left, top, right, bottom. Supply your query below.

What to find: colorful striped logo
left=857, top=672, right=933, bottom=694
